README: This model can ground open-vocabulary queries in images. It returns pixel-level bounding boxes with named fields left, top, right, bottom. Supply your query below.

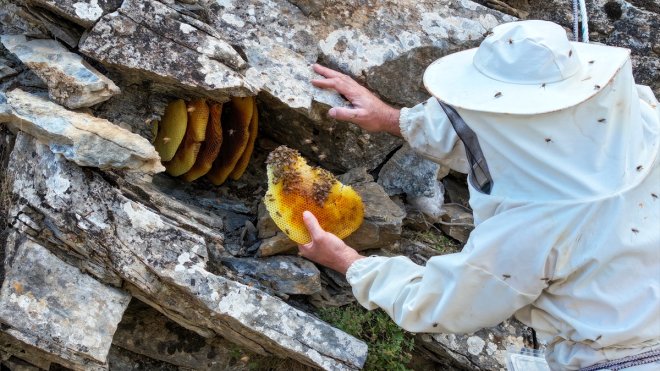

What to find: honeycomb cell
left=165, top=99, right=209, bottom=176
left=165, top=137, right=201, bottom=176
left=186, top=98, right=209, bottom=142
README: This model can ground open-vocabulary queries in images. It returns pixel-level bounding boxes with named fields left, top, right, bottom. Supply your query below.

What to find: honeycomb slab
left=264, top=146, right=364, bottom=244
left=154, top=99, right=187, bottom=161
left=182, top=102, right=224, bottom=182
left=230, top=98, right=258, bottom=180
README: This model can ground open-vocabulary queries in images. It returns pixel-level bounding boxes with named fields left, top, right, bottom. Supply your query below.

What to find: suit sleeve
left=346, top=207, right=557, bottom=333
left=399, top=97, right=470, bottom=174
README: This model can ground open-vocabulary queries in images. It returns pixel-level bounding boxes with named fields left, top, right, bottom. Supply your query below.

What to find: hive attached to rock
left=264, top=146, right=364, bottom=244
left=207, top=96, right=254, bottom=185
left=153, top=96, right=257, bottom=185
left=182, top=102, right=223, bottom=182
left=154, top=99, right=187, bottom=161
left=165, top=99, right=209, bottom=176
left=229, top=98, right=258, bottom=180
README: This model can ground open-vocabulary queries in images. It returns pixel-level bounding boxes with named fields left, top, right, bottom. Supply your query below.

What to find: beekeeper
left=300, top=20, right=660, bottom=370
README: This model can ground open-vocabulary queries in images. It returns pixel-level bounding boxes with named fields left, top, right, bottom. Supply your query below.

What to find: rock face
left=5, top=0, right=655, bottom=369
left=29, top=0, right=123, bottom=28
left=79, top=0, right=255, bottom=101
left=418, top=319, right=535, bottom=371
left=440, top=203, right=475, bottom=244
left=113, top=300, right=252, bottom=370
left=0, top=59, right=17, bottom=80
left=74, top=0, right=515, bottom=172
left=0, top=236, right=131, bottom=370
left=6, top=133, right=368, bottom=370
left=1, top=34, right=120, bottom=108
left=2, top=89, right=164, bottom=173
left=222, top=256, right=322, bottom=295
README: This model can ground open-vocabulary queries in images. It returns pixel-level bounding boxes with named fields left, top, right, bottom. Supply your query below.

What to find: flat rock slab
left=1, top=35, right=120, bottom=108
left=440, top=203, right=474, bottom=244
left=222, top=256, right=322, bottom=295
left=7, top=133, right=368, bottom=370
left=343, top=179, right=406, bottom=251
left=378, top=144, right=440, bottom=198
left=0, top=238, right=131, bottom=370
left=418, top=318, right=537, bottom=370
left=29, top=0, right=123, bottom=28
left=79, top=1, right=255, bottom=101
left=2, top=89, right=164, bottom=173
left=0, top=61, right=18, bottom=80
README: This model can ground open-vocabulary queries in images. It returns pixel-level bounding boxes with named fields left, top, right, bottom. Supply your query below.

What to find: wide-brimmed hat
left=423, top=20, right=630, bottom=115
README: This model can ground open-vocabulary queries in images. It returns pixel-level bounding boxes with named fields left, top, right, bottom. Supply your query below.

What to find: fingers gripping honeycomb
left=264, top=146, right=364, bottom=244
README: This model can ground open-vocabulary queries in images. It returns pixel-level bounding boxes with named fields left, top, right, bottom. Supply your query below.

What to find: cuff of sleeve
left=345, top=256, right=389, bottom=285
left=398, top=106, right=415, bottom=144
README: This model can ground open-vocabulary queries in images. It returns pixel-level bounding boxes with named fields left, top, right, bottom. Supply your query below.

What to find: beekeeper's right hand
left=297, top=211, right=365, bottom=275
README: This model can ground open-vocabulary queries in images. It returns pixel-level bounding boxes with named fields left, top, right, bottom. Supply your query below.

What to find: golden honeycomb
left=182, top=102, right=223, bottom=182
left=229, top=98, right=258, bottom=180
left=264, top=146, right=364, bottom=244
left=207, top=96, right=254, bottom=185
left=154, top=99, right=187, bottom=161
left=165, top=99, right=209, bottom=176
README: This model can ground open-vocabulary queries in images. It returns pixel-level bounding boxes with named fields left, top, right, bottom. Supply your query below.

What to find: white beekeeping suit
left=346, top=20, right=660, bottom=370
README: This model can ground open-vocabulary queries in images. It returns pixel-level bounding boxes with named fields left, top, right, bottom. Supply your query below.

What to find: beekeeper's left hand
left=298, top=211, right=365, bottom=275
left=311, top=64, right=401, bottom=136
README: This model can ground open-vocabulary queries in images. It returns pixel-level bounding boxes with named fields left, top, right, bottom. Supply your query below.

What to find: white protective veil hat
left=423, top=20, right=631, bottom=115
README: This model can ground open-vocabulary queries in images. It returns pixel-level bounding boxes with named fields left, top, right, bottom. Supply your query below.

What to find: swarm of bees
left=264, top=145, right=364, bottom=244
left=152, top=96, right=258, bottom=185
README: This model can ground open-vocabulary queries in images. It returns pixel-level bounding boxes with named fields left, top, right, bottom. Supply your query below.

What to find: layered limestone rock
left=78, top=0, right=255, bottom=101
left=378, top=145, right=441, bottom=198
left=1, top=35, right=120, bottom=109
left=0, top=236, right=131, bottom=370
left=417, top=319, right=534, bottom=371
left=221, top=256, right=322, bottom=295
left=1, top=89, right=164, bottom=173
left=6, top=133, right=368, bottom=370
left=28, top=0, right=123, bottom=28
left=5, top=0, right=648, bottom=369
left=113, top=300, right=256, bottom=370
left=0, top=58, right=17, bottom=80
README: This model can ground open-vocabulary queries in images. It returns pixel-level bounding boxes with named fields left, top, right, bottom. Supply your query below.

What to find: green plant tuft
left=409, top=229, right=460, bottom=254
left=318, top=303, right=415, bottom=371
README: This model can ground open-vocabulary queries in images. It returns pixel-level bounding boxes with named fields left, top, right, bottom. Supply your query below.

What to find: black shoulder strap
left=437, top=100, right=493, bottom=194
